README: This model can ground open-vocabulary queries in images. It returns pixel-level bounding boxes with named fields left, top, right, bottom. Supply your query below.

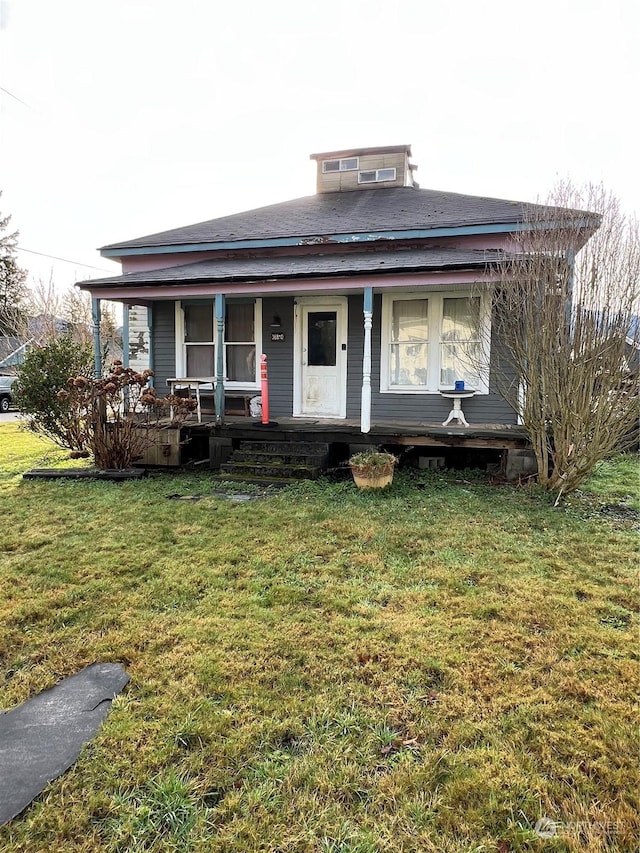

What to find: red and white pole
left=260, top=354, right=270, bottom=425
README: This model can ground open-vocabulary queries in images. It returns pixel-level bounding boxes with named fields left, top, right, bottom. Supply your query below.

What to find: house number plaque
left=270, top=332, right=286, bottom=342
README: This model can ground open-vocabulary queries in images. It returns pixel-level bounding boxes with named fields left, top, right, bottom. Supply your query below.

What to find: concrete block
left=209, top=436, right=234, bottom=470
left=418, top=456, right=446, bottom=470
left=505, top=449, right=538, bottom=481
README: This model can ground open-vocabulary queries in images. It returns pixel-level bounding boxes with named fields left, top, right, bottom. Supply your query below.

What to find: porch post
left=147, top=304, right=154, bottom=386
left=215, top=294, right=225, bottom=423
left=360, top=287, right=373, bottom=434
left=122, top=304, right=130, bottom=368
left=91, top=297, right=102, bottom=378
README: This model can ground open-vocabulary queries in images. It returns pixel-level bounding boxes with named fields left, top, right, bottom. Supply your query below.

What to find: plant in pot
left=348, top=450, right=397, bottom=490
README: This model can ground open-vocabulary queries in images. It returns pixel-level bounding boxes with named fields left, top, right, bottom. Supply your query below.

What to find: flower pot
left=350, top=467, right=394, bottom=490
left=348, top=451, right=396, bottom=489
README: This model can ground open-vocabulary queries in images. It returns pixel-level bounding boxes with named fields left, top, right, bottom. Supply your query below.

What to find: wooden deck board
left=182, top=416, right=530, bottom=450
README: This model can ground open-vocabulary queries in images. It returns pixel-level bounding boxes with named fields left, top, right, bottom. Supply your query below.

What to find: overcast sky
left=1, top=0, right=638, bottom=292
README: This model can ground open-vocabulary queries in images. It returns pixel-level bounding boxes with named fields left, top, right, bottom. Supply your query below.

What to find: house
left=0, top=337, right=28, bottom=371
left=77, top=145, right=593, bottom=474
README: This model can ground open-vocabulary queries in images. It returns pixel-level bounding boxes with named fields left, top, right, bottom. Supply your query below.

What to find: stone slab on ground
left=23, top=468, right=146, bottom=481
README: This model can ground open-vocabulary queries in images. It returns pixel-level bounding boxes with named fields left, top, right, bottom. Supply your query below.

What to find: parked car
left=0, top=375, right=17, bottom=412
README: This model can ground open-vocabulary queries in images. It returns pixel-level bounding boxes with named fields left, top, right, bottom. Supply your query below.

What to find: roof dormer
left=310, top=145, right=417, bottom=194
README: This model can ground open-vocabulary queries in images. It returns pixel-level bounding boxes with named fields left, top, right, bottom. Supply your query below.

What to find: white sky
left=1, top=0, right=638, bottom=293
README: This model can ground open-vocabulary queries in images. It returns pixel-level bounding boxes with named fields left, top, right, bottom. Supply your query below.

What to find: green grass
left=0, top=423, right=638, bottom=852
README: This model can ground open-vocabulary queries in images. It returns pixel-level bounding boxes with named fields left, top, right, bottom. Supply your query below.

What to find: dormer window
left=322, top=157, right=358, bottom=173
left=358, top=168, right=397, bottom=184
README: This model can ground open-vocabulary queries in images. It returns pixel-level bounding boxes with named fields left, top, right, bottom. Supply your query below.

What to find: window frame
left=358, top=168, right=397, bottom=184
left=380, top=290, right=491, bottom=394
left=175, top=299, right=262, bottom=389
left=322, top=157, right=359, bottom=173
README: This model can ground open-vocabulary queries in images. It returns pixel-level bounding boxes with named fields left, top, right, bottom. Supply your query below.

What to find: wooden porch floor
left=183, top=414, right=530, bottom=450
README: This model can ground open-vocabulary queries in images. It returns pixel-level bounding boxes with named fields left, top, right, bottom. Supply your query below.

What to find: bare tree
left=25, top=280, right=121, bottom=357
left=489, top=182, right=639, bottom=497
left=61, top=287, right=92, bottom=343
left=61, top=287, right=121, bottom=358
left=25, top=275, right=64, bottom=342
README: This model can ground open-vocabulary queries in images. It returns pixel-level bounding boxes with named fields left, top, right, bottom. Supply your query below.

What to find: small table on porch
left=440, top=389, right=476, bottom=427
left=166, top=378, right=214, bottom=423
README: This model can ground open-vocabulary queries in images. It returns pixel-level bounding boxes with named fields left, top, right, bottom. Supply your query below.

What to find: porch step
left=213, top=474, right=303, bottom=488
left=219, top=461, right=322, bottom=480
left=215, top=440, right=330, bottom=484
left=240, top=440, right=330, bottom=455
left=232, top=450, right=328, bottom=466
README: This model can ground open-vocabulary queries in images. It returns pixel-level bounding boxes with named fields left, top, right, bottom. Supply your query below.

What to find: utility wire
left=17, top=246, right=116, bottom=274
left=0, top=86, right=31, bottom=108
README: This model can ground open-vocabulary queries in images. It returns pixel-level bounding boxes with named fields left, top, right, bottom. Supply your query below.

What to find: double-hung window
left=381, top=292, right=489, bottom=393
left=179, top=300, right=261, bottom=387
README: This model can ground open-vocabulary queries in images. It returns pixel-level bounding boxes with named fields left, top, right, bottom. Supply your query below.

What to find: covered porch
left=86, top=254, right=507, bottom=439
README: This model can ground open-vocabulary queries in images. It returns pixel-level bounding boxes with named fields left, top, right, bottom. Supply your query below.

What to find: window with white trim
left=358, top=168, right=396, bottom=184
left=179, top=300, right=261, bottom=387
left=380, top=292, right=490, bottom=393
left=322, top=157, right=358, bottom=173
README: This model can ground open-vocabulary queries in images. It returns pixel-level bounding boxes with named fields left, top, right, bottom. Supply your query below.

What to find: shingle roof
left=100, top=187, right=557, bottom=253
left=82, top=248, right=504, bottom=288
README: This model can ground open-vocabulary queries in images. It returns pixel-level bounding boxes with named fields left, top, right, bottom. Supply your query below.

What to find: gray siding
left=346, top=295, right=364, bottom=419
left=261, top=297, right=294, bottom=417
left=151, top=302, right=176, bottom=393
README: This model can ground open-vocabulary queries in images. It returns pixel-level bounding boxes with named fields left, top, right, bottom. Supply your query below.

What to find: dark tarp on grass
left=0, top=662, right=129, bottom=825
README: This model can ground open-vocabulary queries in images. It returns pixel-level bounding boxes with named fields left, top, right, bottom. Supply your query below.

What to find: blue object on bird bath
left=454, top=380, right=465, bottom=391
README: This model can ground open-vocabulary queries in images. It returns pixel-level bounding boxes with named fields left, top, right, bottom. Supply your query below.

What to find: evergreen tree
left=0, top=193, right=29, bottom=338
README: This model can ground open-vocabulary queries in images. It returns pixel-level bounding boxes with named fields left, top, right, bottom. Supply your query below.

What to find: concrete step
left=240, top=440, right=329, bottom=455
left=212, top=473, right=300, bottom=488
left=232, top=450, right=328, bottom=466
left=220, top=461, right=322, bottom=480
left=216, top=438, right=331, bottom=484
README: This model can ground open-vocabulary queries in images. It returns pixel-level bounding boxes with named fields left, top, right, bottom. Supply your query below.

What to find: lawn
left=0, top=423, right=638, bottom=853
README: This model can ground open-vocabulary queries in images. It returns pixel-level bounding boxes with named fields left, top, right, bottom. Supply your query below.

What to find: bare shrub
left=489, top=183, right=639, bottom=497
left=56, top=361, right=197, bottom=469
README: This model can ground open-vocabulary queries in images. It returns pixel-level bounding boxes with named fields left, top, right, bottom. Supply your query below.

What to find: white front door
left=295, top=298, right=347, bottom=418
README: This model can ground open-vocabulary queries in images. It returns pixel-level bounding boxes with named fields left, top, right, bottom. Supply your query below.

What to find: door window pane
left=308, top=312, right=336, bottom=366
